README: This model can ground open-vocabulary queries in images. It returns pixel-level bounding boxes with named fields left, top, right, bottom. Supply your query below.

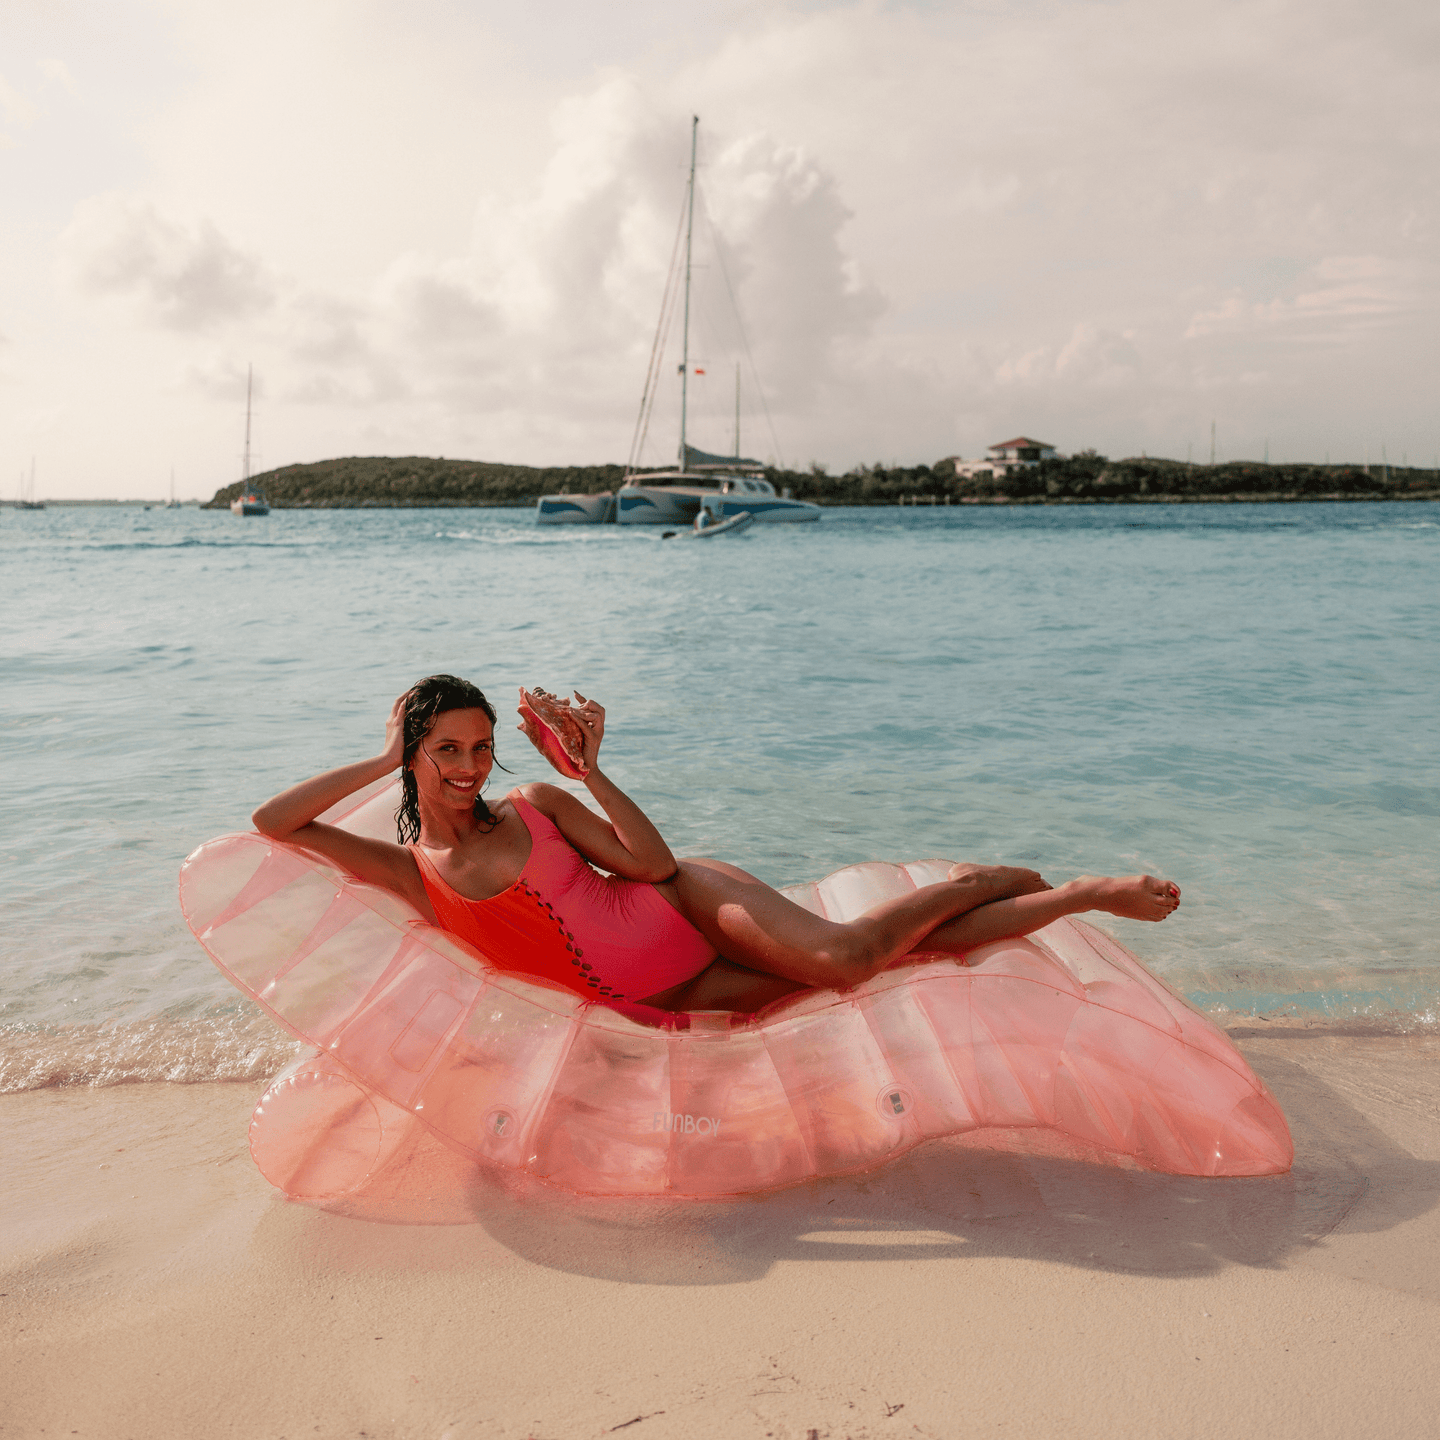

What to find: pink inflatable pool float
left=179, top=783, right=1292, bottom=1200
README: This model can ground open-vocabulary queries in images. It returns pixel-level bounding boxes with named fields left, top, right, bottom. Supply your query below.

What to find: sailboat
left=166, top=468, right=182, bottom=509
left=536, top=117, right=818, bottom=526
left=16, top=459, right=45, bottom=510
left=230, top=366, right=270, bottom=516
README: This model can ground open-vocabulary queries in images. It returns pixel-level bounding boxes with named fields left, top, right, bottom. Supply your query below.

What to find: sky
left=2, top=0, right=1437, bottom=499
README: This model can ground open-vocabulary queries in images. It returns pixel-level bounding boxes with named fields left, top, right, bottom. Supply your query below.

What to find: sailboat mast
left=678, top=115, right=698, bottom=471
left=734, top=362, right=740, bottom=459
left=242, top=364, right=253, bottom=483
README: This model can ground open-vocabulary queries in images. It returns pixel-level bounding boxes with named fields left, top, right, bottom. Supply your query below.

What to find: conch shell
left=517, top=687, right=590, bottom=779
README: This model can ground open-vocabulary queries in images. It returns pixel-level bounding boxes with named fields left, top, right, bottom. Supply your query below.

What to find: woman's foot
left=1072, top=874, right=1180, bottom=922
left=947, top=861, right=1051, bottom=895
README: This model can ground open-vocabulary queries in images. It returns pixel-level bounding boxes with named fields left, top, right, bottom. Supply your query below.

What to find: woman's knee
left=673, top=858, right=882, bottom=988
left=677, top=856, right=757, bottom=885
left=812, top=927, right=885, bottom=987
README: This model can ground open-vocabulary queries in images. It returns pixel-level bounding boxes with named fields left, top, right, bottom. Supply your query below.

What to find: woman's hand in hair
left=253, top=692, right=411, bottom=843
left=381, top=692, right=409, bottom=771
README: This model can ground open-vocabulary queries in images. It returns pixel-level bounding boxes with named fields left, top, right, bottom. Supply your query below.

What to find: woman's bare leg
left=644, top=957, right=808, bottom=1013
left=647, top=862, right=1180, bottom=1007
left=918, top=875, right=1180, bottom=953
left=661, top=858, right=1049, bottom=991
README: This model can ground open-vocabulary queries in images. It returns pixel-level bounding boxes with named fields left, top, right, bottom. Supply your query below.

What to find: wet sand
left=3, top=1034, right=1437, bottom=1440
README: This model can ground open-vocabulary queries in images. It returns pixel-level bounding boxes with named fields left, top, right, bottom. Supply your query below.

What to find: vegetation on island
left=205, top=456, right=633, bottom=509
left=206, top=451, right=1440, bottom=510
left=778, top=452, right=1440, bottom=505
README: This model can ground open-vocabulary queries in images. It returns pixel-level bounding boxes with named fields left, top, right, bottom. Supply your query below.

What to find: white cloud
left=0, top=74, right=38, bottom=148
left=37, top=58, right=78, bottom=95
left=120, top=80, right=896, bottom=467
left=997, top=324, right=1145, bottom=391
left=59, top=195, right=275, bottom=331
left=1184, top=256, right=1418, bottom=340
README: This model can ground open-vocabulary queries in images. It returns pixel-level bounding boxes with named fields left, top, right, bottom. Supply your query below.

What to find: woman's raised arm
left=250, top=695, right=430, bottom=911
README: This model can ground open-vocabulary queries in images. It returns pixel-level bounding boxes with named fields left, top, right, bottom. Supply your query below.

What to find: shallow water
left=3, top=500, right=1437, bottom=1089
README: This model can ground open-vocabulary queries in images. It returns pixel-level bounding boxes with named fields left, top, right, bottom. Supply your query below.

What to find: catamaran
left=537, top=118, right=819, bottom=527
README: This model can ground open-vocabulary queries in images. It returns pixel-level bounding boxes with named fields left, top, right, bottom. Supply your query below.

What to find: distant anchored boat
left=231, top=487, right=270, bottom=516
left=537, top=118, right=818, bottom=528
left=661, top=508, right=756, bottom=540
left=618, top=446, right=817, bottom=526
left=16, top=459, right=44, bottom=510
left=230, top=365, right=269, bottom=516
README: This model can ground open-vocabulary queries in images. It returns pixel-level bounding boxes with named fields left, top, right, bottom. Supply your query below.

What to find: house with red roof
left=948, top=437, right=1060, bottom=479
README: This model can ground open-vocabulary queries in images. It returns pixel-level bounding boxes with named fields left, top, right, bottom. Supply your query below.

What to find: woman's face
left=410, top=707, right=496, bottom=814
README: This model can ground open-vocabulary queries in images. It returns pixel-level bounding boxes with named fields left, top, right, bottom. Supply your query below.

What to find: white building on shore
left=948, top=436, right=1060, bottom=479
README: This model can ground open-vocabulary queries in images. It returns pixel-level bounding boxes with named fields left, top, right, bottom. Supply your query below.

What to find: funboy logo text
left=652, top=1111, right=722, bottom=1137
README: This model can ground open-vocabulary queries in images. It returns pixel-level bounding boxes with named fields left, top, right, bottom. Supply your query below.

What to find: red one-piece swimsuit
left=409, top=792, right=716, bottom=1005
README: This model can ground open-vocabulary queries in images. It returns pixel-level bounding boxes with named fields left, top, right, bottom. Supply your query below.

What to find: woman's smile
left=412, top=707, right=497, bottom=810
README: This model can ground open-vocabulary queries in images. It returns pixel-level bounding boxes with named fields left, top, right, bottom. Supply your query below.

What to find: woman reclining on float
left=251, top=675, right=1180, bottom=1016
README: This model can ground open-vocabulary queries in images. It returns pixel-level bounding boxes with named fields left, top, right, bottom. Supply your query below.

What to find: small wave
left=431, top=528, right=633, bottom=548
left=0, top=1009, right=302, bottom=1093
left=2, top=537, right=331, bottom=554
left=1196, top=989, right=1440, bottom=1034
left=88, top=538, right=328, bottom=552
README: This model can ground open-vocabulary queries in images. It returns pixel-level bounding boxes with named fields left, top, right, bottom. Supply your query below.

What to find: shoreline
left=4, top=1011, right=1437, bottom=1097
left=201, top=492, right=1440, bottom=510
left=11, top=494, right=1437, bottom=510
left=5, top=1033, right=1437, bottom=1438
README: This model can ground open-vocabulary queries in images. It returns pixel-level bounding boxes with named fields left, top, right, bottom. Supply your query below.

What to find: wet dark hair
left=396, top=674, right=510, bottom=844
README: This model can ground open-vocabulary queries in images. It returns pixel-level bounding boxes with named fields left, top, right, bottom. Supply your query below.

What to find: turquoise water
left=3, top=501, right=1437, bottom=1088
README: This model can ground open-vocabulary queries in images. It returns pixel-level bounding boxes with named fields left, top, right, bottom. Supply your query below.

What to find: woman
left=252, top=675, right=1180, bottom=1015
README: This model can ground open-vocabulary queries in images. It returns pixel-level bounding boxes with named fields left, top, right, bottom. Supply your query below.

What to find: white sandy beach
left=3, top=1031, right=1437, bottom=1440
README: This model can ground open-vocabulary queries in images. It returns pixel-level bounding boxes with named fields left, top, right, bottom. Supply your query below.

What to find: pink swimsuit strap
left=501, top=792, right=584, bottom=894
left=409, top=793, right=573, bottom=908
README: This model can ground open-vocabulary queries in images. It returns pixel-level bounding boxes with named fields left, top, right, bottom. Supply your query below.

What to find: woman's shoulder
left=510, top=781, right=570, bottom=815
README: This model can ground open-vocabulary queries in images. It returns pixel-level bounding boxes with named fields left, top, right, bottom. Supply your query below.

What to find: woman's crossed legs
left=643, top=859, right=1179, bottom=1012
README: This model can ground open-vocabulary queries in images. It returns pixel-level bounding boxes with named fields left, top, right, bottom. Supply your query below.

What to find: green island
left=205, top=452, right=1440, bottom=509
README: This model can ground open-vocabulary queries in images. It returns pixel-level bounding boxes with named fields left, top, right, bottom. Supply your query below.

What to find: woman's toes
left=1092, top=875, right=1180, bottom=921
left=1147, top=877, right=1180, bottom=911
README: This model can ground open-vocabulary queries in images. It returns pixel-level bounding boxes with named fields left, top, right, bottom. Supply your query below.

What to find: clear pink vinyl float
left=179, top=682, right=1293, bottom=1202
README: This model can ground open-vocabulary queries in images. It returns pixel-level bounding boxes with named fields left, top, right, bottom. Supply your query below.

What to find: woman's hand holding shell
left=516, top=686, right=598, bottom=779
left=570, top=692, right=605, bottom=772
